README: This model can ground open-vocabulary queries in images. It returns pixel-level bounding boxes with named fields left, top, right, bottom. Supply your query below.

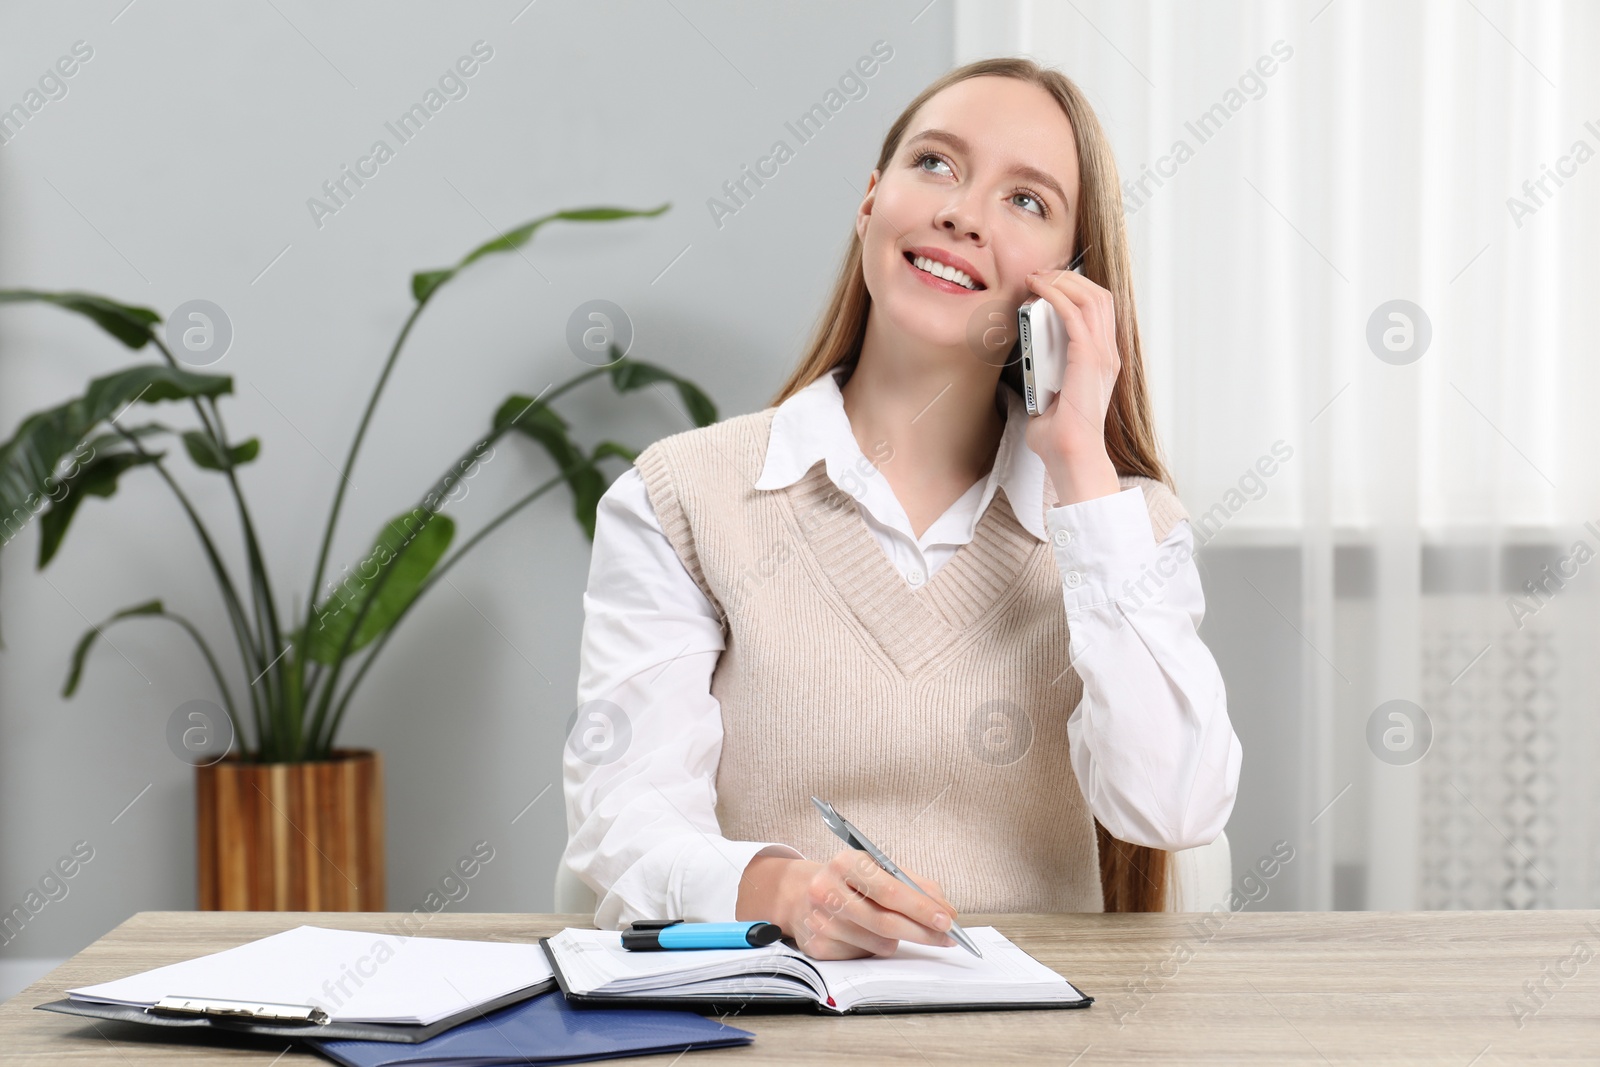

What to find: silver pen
left=811, top=796, right=982, bottom=958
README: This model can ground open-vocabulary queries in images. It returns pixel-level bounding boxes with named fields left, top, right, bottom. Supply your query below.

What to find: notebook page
left=813, top=926, right=1085, bottom=1012
left=67, top=925, right=552, bottom=1026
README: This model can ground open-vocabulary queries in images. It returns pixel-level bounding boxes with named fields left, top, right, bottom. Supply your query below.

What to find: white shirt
left=563, top=367, right=1241, bottom=929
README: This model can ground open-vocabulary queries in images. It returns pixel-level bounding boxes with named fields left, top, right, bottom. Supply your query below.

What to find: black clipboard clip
left=148, top=996, right=330, bottom=1025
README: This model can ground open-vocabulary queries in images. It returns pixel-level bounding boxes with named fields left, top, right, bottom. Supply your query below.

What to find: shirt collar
left=753, top=365, right=1048, bottom=543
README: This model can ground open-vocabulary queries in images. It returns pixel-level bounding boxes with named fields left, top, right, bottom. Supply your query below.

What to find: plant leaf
left=63, top=599, right=163, bottom=697
left=493, top=398, right=606, bottom=540
left=84, top=422, right=169, bottom=455
left=410, top=270, right=451, bottom=304
left=410, top=204, right=670, bottom=303
left=38, top=449, right=164, bottom=567
left=492, top=394, right=570, bottom=448
left=591, top=440, right=638, bottom=464
left=0, top=290, right=161, bottom=349
left=0, top=365, right=231, bottom=550
left=304, top=510, right=456, bottom=664
left=607, top=357, right=718, bottom=427
left=182, top=430, right=259, bottom=471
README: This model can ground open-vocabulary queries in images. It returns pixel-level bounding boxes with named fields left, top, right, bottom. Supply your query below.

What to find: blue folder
left=308, top=990, right=753, bottom=1066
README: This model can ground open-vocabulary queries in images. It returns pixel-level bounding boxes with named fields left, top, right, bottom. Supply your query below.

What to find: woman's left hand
left=1020, top=267, right=1122, bottom=468
left=1024, top=265, right=1126, bottom=502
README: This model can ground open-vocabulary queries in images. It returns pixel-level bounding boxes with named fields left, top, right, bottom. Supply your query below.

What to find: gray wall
left=0, top=0, right=954, bottom=979
left=1194, top=544, right=1307, bottom=911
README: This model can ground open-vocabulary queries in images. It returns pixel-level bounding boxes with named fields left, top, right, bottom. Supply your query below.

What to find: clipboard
left=35, top=980, right=555, bottom=1043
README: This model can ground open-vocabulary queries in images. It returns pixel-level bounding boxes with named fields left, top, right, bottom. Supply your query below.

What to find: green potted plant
left=0, top=203, right=715, bottom=909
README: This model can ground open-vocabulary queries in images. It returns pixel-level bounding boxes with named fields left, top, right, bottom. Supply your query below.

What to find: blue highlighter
left=621, top=919, right=784, bottom=951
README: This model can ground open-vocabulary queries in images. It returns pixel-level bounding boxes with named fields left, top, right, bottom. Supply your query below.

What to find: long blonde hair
left=773, top=57, right=1175, bottom=913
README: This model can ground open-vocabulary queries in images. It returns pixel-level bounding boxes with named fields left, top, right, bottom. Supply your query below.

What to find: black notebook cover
left=35, top=979, right=556, bottom=1044
left=538, top=937, right=1092, bottom=1016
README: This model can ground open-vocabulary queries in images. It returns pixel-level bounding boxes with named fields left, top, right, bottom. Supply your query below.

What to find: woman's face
left=854, top=75, right=1081, bottom=359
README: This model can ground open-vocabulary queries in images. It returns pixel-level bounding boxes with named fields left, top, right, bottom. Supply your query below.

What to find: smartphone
left=1018, top=296, right=1064, bottom=416
left=1018, top=251, right=1086, bottom=417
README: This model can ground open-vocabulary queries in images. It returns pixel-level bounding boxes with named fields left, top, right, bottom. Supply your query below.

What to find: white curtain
left=956, top=0, right=1600, bottom=910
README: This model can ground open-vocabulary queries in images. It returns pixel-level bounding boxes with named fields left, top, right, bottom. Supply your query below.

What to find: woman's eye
left=914, top=151, right=952, bottom=176
left=1012, top=191, right=1046, bottom=217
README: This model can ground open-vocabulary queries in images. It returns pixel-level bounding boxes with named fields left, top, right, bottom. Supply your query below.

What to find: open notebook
left=540, top=925, right=1091, bottom=1015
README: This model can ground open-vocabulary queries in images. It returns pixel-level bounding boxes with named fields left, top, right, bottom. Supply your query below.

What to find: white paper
left=67, top=925, right=552, bottom=1025
left=815, top=925, right=1085, bottom=1011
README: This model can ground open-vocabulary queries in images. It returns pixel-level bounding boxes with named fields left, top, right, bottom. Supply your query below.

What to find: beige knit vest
left=633, top=405, right=1189, bottom=913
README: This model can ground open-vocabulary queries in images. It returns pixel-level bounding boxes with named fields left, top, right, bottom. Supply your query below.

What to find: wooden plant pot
left=196, top=748, right=385, bottom=911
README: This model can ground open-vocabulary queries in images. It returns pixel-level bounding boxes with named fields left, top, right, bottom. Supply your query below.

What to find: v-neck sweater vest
left=633, top=407, right=1189, bottom=913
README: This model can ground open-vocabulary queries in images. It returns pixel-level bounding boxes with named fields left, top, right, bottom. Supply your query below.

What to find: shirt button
left=907, top=568, right=926, bottom=587
left=1063, top=570, right=1083, bottom=588
left=1053, top=528, right=1073, bottom=548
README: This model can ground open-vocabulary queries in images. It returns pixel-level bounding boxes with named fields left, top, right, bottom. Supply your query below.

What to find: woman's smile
left=902, top=249, right=986, bottom=293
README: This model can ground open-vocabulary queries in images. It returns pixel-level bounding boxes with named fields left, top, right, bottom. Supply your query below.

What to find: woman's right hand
left=736, top=850, right=959, bottom=960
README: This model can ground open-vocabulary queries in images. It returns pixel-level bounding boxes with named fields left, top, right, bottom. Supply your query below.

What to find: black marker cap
left=745, top=922, right=783, bottom=947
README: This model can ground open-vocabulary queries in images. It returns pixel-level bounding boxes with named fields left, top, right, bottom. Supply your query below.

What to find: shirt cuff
left=677, top=839, right=805, bottom=922
left=1045, top=486, right=1159, bottom=612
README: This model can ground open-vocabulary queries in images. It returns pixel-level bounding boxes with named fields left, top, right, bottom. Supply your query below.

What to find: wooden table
left=3, top=910, right=1598, bottom=1064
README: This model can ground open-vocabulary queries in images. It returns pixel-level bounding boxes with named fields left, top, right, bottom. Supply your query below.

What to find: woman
left=562, top=57, right=1241, bottom=961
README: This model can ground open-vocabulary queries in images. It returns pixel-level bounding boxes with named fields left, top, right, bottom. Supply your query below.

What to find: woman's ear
left=854, top=169, right=881, bottom=242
